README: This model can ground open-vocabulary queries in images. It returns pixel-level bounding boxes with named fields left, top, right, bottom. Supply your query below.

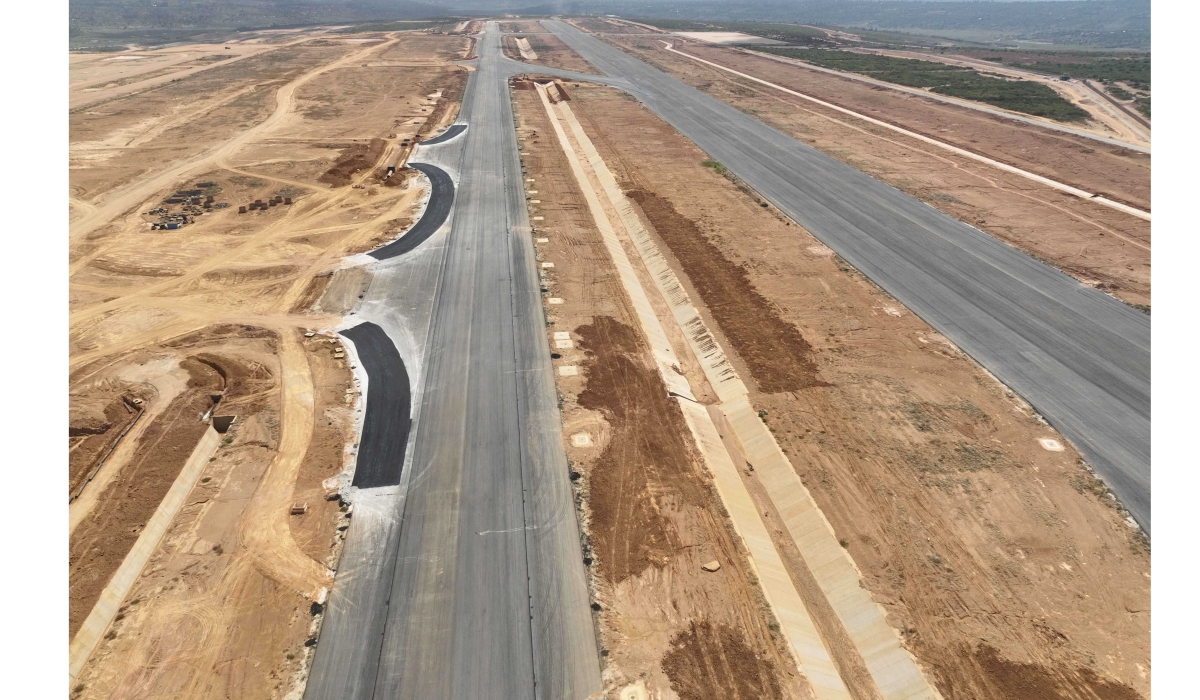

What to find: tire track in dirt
left=69, top=36, right=398, bottom=246
left=236, top=329, right=332, bottom=600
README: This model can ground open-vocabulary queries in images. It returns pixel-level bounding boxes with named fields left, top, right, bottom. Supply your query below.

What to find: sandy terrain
left=570, top=17, right=664, bottom=35
left=69, top=29, right=469, bottom=698
left=69, top=32, right=334, bottom=111
left=500, top=20, right=544, bottom=33
left=520, top=78, right=1149, bottom=699
left=603, top=36, right=1150, bottom=308
left=504, top=32, right=602, bottom=74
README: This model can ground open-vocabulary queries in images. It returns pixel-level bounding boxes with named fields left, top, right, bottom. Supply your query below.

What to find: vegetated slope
left=761, top=47, right=1090, bottom=122
left=1009, top=58, right=1148, bottom=89
left=943, top=49, right=1151, bottom=90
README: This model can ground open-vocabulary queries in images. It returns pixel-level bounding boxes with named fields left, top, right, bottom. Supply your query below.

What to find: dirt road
left=237, top=329, right=331, bottom=599
left=69, top=30, right=470, bottom=698
left=69, top=36, right=397, bottom=245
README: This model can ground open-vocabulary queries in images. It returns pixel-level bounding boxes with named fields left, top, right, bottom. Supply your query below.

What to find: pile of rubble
left=239, top=195, right=292, bottom=213
left=148, top=183, right=230, bottom=230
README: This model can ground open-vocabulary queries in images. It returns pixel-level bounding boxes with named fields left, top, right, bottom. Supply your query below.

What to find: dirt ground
left=503, top=31, right=603, bottom=74
left=72, top=328, right=355, bottom=699
left=499, top=20, right=543, bottom=33
left=69, top=350, right=224, bottom=637
left=513, top=82, right=813, bottom=699
left=603, top=36, right=1151, bottom=308
left=524, top=79, right=1149, bottom=699
left=569, top=17, right=662, bottom=34
left=69, top=383, right=150, bottom=497
left=69, top=30, right=468, bottom=698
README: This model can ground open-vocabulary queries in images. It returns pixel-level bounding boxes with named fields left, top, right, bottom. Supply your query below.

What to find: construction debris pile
left=148, top=182, right=229, bottom=230
left=238, top=195, right=292, bottom=213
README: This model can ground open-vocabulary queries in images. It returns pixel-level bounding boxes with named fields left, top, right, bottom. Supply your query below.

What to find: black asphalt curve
left=341, top=322, right=411, bottom=489
left=369, top=162, right=454, bottom=260
left=419, top=123, right=467, bottom=145
left=543, top=19, right=1151, bottom=532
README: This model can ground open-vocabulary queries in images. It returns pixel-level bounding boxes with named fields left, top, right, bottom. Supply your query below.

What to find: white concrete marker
left=1039, top=438, right=1065, bottom=451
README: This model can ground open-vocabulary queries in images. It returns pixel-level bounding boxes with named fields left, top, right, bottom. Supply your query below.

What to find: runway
left=305, top=23, right=601, bottom=700
left=543, top=19, right=1151, bottom=532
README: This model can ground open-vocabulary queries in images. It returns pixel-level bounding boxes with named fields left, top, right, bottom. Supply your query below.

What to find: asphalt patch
left=418, top=123, right=467, bottom=145
left=369, top=162, right=455, bottom=260
left=341, top=322, right=411, bottom=488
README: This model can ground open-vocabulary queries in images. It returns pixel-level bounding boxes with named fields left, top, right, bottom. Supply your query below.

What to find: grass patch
left=761, top=48, right=1090, bottom=122
left=1135, top=96, right=1150, bottom=119
left=701, top=158, right=728, bottom=175
left=1106, top=85, right=1134, bottom=101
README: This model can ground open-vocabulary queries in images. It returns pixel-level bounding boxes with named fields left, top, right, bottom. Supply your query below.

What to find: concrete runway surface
left=305, top=23, right=602, bottom=700
left=543, top=19, right=1150, bottom=532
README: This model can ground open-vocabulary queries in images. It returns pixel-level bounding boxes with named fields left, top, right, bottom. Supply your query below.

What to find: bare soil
left=513, top=81, right=811, bottom=700
left=74, top=331, right=355, bottom=700
left=69, top=387, right=149, bottom=496
left=560, top=81, right=1149, bottom=699
left=604, top=36, right=1151, bottom=307
left=69, top=30, right=466, bottom=698
left=571, top=17, right=661, bottom=34
left=318, top=138, right=387, bottom=186
left=69, top=350, right=226, bottom=636
left=504, top=32, right=602, bottom=75
left=576, top=317, right=700, bottom=583
left=500, top=20, right=543, bottom=33
left=662, top=620, right=785, bottom=700
left=626, top=189, right=825, bottom=393
left=416, top=69, right=467, bottom=138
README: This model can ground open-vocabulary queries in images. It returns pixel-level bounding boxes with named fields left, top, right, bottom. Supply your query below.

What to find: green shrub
left=761, top=48, right=1091, bottom=122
